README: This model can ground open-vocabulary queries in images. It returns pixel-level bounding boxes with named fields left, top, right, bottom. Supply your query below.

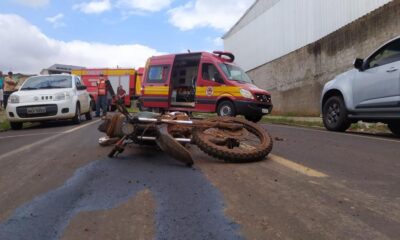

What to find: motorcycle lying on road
left=98, top=101, right=273, bottom=167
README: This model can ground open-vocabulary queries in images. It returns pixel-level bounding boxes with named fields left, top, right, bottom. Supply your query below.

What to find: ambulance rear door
left=142, top=62, right=172, bottom=109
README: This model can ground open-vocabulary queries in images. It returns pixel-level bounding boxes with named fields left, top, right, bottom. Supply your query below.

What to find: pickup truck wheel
left=245, top=114, right=263, bottom=123
left=388, top=122, right=400, bottom=137
left=323, top=96, right=351, bottom=132
left=72, top=104, right=81, bottom=124
left=10, top=122, right=23, bottom=130
left=217, top=101, right=236, bottom=117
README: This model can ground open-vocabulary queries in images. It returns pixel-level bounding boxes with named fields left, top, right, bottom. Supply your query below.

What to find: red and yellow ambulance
left=72, top=68, right=141, bottom=110
left=139, top=51, right=273, bottom=122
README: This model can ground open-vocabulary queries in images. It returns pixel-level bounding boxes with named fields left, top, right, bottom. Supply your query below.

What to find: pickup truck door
left=353, top=39, right=400, bottom=110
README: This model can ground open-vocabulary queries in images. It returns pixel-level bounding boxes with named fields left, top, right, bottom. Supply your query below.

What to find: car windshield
left=218, top=63, right=253, bottom=83
left=21, top=76, right=72, bottom=90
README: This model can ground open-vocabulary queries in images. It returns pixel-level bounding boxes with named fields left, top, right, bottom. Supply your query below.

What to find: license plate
left=262, top=108, right=269, bottom=114
left=27, top=107, right=47, bottom=114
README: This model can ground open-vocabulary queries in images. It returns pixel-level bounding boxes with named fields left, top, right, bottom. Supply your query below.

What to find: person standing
left=95, top=74, right=113, bottom=117
left=106, top=90, right=112, bottom=112
left=117, top=85, right=126, bottom=99
left=0, top=71, right=4, bottom=109
left=113, top=85, right=127, bottom=107
left=3, top=72, right=17, bottom=109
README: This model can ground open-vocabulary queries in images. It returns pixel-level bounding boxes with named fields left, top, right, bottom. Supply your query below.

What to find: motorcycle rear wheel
left=193, top=117, right=273, bottom=163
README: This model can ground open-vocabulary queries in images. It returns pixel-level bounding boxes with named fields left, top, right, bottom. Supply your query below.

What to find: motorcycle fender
left=155, top=125, right=194, bottom=167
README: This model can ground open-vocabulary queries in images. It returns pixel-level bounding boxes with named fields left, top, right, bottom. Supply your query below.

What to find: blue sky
left=0, top=0, right=254, bottom=73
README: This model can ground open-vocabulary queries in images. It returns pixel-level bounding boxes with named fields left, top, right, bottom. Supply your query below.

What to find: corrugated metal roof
left=223, top=0, right=280, bottom=39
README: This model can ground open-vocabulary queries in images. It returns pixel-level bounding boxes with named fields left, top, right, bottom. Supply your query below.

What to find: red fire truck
left=72, top=68, right=143, bottom=110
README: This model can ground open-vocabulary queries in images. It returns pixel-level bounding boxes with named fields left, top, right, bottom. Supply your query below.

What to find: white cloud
left=169, top=0, right=254, bottom=31
left=13, top=0, right=49, bottom=7
left=213, top=37, right=223, bottom=47
left=46, top=13, right=65, bottom=28
left=73, top=0, right=112, bottom=14
left=117, top=0, right=172, bottom=12
left=205, top=36, right=223, bottom=48
left=0, top=14, right=164, bottom=74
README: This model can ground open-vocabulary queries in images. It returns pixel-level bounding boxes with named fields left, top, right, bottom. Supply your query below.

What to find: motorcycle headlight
left=240, top=89, right=254, bottom=99
left=122, top=123, right=135, bottom=135
left=10, top=95, right=20, bottom=103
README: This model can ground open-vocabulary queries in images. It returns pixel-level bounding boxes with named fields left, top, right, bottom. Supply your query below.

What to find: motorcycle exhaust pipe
left=137, top=117, right=193, bottom=125
left=138, top=136, right=191, bottom=143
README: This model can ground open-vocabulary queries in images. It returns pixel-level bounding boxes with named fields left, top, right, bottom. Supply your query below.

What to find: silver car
left=321, top=36, right=400, bottom=136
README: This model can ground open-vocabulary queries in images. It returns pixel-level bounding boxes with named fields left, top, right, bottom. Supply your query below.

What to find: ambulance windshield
left=219, top=63, right=253, bottom=84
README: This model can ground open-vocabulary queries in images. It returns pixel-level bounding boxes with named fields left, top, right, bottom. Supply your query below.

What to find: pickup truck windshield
left=21, top=76, right=72, bottom=90
left=219, top=63, right=253, bottom=84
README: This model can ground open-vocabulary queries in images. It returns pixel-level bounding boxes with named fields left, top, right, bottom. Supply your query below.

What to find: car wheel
left=322, top=96, right=351, bottom=132
left=245, top=114, right=263, bottom=123
left=85, top=107, right=92, bottom=121
left=388, top=122, right=400, bottom=137
left=217, top=101, right=236, bottom=117
left=10, top=122, right=23, bottom=130
left=90, top=100, right=96, bottom=111
left=72, top=104, right=81, bottom=124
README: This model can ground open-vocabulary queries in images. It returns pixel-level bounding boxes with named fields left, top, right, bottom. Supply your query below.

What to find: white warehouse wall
left=224, top=0, right=392, bottom=72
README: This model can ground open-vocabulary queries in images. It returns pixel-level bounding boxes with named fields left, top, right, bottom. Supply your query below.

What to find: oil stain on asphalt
left=0, top=148, right=242, bottom=240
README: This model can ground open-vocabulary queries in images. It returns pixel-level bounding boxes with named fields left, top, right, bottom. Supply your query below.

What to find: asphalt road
left=0, top=119, right=399, bottom=240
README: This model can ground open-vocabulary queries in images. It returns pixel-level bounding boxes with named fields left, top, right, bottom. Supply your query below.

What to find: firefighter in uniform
left=95, top=74, right=113, bottom=117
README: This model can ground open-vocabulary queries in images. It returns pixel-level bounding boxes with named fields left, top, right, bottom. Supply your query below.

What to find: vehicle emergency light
left=212, top=51, right=235, bottom=62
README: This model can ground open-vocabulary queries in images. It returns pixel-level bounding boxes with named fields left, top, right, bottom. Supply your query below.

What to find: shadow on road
left=0, top=148, right=242, bottom=240
left=22, top=118, right=93, bottom=131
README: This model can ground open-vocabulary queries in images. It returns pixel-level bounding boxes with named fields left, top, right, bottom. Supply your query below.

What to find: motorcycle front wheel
left=193, top=117, right=273, bottom=163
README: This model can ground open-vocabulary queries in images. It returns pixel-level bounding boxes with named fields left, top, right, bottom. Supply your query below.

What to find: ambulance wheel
left=217, top=101, right=236, bottom=117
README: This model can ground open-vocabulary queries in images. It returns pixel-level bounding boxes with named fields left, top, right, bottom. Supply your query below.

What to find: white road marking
left=0, top=120, right=100, bottom=161
left=64, top=120, right=100, bottom=133
left=265, top=123, right=400, bottom=143
left=0, top=132, right=64, bottom=139
left=269, top=154, right=328, bottom=178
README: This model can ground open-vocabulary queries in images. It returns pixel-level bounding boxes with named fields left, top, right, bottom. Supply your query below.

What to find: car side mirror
left=77, top=85, right=87, bottom=90
left=354, top=58, right=364, bottom=71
